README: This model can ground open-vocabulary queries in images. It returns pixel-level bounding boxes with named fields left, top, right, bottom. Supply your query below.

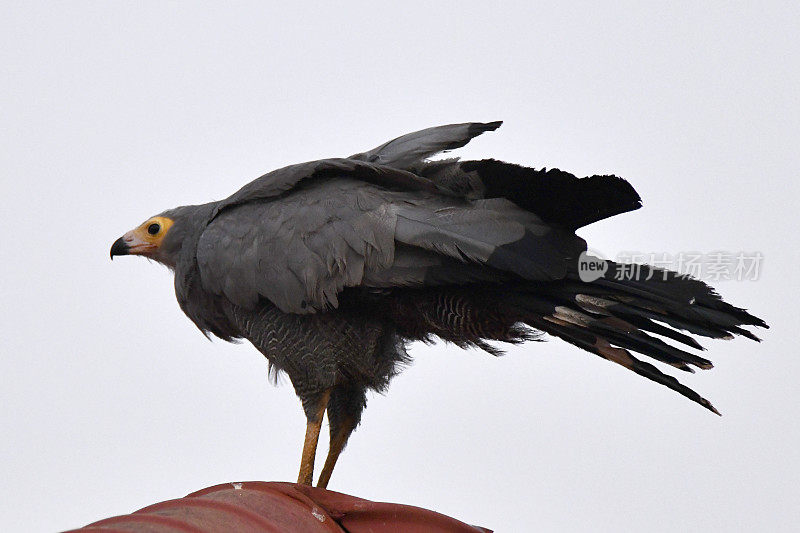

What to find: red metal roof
left=66, top=481, right=491, bottom=533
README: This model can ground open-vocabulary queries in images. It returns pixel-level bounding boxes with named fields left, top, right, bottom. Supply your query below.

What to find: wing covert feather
left=198, top=181, right=582, bottom=314
left=198, top=180, right=398, bottom=313
left=211, top=158, right=440, bottom=222
left=394, top=198, right=585, bottom=281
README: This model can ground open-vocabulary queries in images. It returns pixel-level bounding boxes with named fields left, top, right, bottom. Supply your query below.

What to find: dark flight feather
left=458, top=159, right=643, bottom=229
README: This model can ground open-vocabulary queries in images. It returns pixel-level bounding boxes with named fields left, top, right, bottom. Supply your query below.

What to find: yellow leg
left=296, top=390, right=330, bottom=486
left=316, top=417, right=356, bottom=489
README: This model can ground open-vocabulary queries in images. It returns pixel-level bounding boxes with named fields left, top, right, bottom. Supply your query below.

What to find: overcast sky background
left=2, top=2, right=799, bottom=532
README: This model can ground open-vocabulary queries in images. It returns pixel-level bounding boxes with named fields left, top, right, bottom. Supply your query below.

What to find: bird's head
left=110, top=206, right=197, bottom=268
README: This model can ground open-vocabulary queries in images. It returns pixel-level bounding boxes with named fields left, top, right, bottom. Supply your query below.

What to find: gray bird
left=110, top=121, right=766, bottom=487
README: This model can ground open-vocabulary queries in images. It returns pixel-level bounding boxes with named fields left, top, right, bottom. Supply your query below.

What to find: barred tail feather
left=527, top=315, right=721, bottom=415
left=503, top=263, right=767, bottom=414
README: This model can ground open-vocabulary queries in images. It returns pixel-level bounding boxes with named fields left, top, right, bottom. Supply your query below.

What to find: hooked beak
left=110, top=231, right=156, bottom=260
left=110, top=237, right=129, bottom=260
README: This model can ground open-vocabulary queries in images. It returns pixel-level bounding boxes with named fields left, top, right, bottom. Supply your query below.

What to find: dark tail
left=380, top=262, right=765, bottom=415
left=503, top=262, right=767, bottom=415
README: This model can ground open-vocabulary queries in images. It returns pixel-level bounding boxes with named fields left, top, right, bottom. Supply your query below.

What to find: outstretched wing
left=210, top=121, right=503, bottom=220
left=349, top=121, right=502, bottom=169
left=194, top=121, right=597, bottom=313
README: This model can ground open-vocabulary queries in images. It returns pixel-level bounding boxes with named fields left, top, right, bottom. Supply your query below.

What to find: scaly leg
left=297, top=389, right=331, bottom=485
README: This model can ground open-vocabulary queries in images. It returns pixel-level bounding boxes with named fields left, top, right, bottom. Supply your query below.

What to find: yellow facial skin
left=123, top=216, right=174, bottom=256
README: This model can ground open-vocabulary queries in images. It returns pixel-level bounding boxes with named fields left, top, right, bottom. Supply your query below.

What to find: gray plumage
left=111, top=121, right=766, bottom=486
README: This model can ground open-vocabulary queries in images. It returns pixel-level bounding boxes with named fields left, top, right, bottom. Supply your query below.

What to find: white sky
left=2, top=2, right=799, bottom=531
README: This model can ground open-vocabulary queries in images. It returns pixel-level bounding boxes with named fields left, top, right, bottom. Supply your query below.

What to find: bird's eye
left=147, top=223, right=161, bottom=235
